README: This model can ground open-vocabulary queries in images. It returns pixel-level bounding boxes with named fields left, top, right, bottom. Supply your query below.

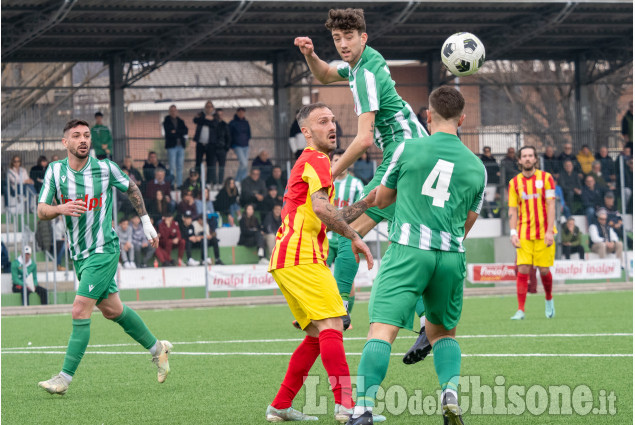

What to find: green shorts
left=359, top=155, right=395, bottom=224
left=74, top=251, right=120, bottom=304
left=368, top=243, right=466, bottom=331
left=326, top=234, right=338, bottom=267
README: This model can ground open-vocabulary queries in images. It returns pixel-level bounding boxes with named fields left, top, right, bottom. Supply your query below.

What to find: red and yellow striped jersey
left=508, top=170, right=556, bottom=240
left=269, top=148, right=334, bottom=271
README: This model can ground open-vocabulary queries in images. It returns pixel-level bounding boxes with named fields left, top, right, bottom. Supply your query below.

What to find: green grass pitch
left=2, top=290, right=632, bottom=424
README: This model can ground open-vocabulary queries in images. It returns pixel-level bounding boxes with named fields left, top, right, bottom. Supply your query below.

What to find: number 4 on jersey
left=421, top=159, right=454, bottom=207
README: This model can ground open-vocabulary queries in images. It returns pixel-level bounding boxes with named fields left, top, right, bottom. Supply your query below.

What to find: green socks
left=334, top=236, right=360, bottom=296
left=113, top=305, right=157, bottom=350
left=348, top=295, right=356, bottom=313
left=356, top=339, right=392, bottom=407
left=433, top=337, right=461, bottom=392
left=62, top=319, right=91, bottom=376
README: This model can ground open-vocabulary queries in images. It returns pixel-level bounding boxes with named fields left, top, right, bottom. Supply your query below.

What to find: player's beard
left=69, top=144, right=90, bottom=160
left=521, top=161, right=536, bottom=172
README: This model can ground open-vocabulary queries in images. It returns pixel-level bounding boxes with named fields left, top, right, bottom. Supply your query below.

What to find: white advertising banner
left=551, top=259, right=622, bottom=280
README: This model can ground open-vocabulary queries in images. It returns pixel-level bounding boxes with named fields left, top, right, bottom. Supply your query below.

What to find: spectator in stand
left=192, top=215, right=223, bottom=265
left=7, top=155, right=37, bottom=201
left=145, top=168, right=171, bottom=200
left=181, top=168, right=202, bottom=199
left=193, top=101, right=216, bottom=179
left=155, top=210, right=185, bottom=267
left=215, top=177, right=241, bottom=226
left=229, top=107, right=251, bottom=182
left=416, top=106, right=429, bottom=134
left=130, top=215, right=155, bottom=268
left=163, top=104, right=189, bottom=188
left=179, top=210, right=202, bottom=266
left=195, top=188, right=219, bottom=231
left=177, top=190, right=199, bottom=219
left=479, top=146, right=500, bottom=184
left=558, top=160, right=582, bottom=214
left=258, top=185, right=280, bottom=219
left=589, top=209, right=623, bottom=262
left=500, top=147, right=518, bottom=184
left=595, top=145, right=616, bottom=189
left=589, top=160, right=609, bottom=191
left=557, top=143, right=582, bottom=179
left=582, top=174, right=604, bottom=226
left=621, top=100, right=633, bottom=144
left=142, top=151, right=168, bottom=182
left=91, top=112, right=113, bottom=160
left=602, top=191, right=623, bottom=233
left=251, top=150, right=274, bottom=182
left=615, top=156, right=633, bottom=213
left=263, top=203, right=282, bottom=258
left=116, top=217, right=135, bottom=269
left=576, top=144, right=594, bottom=175
left=353, top=151, right=375, bottom=185
left=266, top=165, right=286, bottom=202
left=238, top=204, right=267, bottom=265
left=208, top=108, right=232, bottom=186
left=117, top=169, right=137, bottom=217
left=240, top=168, right=267, bottom=209
left=51, top=154, right=60, bottom=162
left=29, top=156, right=48, bottom=193
left=560, top=217, right=585, bottom=260
left=121, top=155, right=143, bottom=184
left=147, top=189, right=170, bottom=226
left=12, top=246, right=47, bottom=305
left=542, top=145, right=560, bottom=179
left=1, top=242, right=10, bottom=273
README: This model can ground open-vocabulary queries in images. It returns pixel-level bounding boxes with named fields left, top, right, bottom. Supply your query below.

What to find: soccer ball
left=441, top=32, right=485, bottom=77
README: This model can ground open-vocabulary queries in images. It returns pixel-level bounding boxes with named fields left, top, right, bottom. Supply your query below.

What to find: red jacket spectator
left=155, top=215, right=185, bottom=266
left=146, top=168, right=172, bottom=200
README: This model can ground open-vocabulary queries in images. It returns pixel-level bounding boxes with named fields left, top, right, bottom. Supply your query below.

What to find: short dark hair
left=325, top=8, right=366, bottom=33
left=428, top=86, right=465, bottom=120
left=517, top=146, right=537, bottom=159
left=63, top=119, right=90, bottom=135
left=332, top=148, right=346, bottom=157
left=236, top=107, right=246, bottom=113
left=94, top=112, right=103, bottom=118
left=297, top=102, right=331, bottom=127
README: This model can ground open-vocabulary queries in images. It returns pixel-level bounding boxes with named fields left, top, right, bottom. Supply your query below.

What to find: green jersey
left=337, top=45, right=427, bottom=154
left=382, top=132, right=487, bottom=252
left=333, top=174, right=364, bottom=209
left=38, top=156, right=130, bottom=260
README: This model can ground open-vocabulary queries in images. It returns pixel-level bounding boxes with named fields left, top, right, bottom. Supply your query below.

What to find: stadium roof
left=2, top=0, right=633, bottom=66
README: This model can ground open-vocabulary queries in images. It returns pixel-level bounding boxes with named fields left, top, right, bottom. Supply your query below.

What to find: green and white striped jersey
left=38, top=157, right=130, bottom=260
left=333, top=173, right=364, bottom=209
left=382, top=132, right=487, bottom=253
left=337, top=45, right=428, bottom=155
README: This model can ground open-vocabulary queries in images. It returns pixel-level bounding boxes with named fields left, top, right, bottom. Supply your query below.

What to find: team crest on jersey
left=61, top=175, right=66, bottom=183
left=535, top=180, right=543, bottom=189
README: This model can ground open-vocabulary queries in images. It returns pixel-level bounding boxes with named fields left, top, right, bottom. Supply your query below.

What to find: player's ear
left=457, top=114, right=466, bottom=128
left=426, top=110, right=432, bottom=124
left=360, top=32, right=368, bottom=46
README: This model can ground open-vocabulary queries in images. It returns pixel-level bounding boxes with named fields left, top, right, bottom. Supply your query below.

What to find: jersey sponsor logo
left=520, top=191, right=540, bottom=200
left=535, top=180, right=544, bottom=189
left=88, top=284, right=94, bottom=292
left=60, top=193, right=104, bottom=211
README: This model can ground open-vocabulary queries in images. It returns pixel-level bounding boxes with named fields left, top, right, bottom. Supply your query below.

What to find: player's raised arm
left=375, top=184, right=396, bottom=209
left=294, top=37, right=347, bottom=85
left=311, top=188, right=374, bottom=269
left=331, top=111, right=376, bottom=177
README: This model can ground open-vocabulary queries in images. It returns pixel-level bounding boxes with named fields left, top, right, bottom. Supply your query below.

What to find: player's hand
left=294, top=37, right=315, bottom=56
left=363, top=187, right=379, bottom=209
left=57, top=200, right=87, bottom=217
left=351, top=236, right=374, bottom=270
left=140, top=215, right=159, bottom=248
left=545, top=231, right=554, bottom=247
left=510, top=234, right=520, bottom=248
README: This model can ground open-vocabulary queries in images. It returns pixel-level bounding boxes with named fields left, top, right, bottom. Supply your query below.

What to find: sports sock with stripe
left=113, top=305, right=157, bottom=350
left=433, top=337, right=461, bottom=393
left=61, top=318, right=91, bottom=376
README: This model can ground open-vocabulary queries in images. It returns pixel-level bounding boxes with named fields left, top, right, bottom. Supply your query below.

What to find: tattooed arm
left=331, top=111, right=376, bottom=177
left=126, top=179, right=148, bottom=216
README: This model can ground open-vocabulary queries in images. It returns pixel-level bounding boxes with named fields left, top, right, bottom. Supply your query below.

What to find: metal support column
left=109, top=56, right=126, bottom=164
left=574, top=55, right=593, bottom=150
left=427, top=54, right=441, bottom=94
left=273, top=54, right=292, bottom=165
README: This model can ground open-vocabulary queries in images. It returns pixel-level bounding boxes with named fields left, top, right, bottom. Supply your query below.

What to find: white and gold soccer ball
left=441, top=32, right=485, bottom=77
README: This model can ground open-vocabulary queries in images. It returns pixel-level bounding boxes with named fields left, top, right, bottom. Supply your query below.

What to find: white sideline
left=0, top=350, right=632, bottom=358
left=1, top=332, right=631, bottom=351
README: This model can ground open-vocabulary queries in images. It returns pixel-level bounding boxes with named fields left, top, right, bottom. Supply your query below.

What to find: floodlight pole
left=618, top=156, right=629, bottom=276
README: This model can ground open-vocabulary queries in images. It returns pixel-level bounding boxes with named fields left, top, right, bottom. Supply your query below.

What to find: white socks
left=59, top=371, right=72, bottom=383
left=352, top=405, right=372, bottom=419
left=420, top=315, right=426, bottom=329
left=257, top=247, right=265, bottom=257
left=149, top=340, right=160, bottom=356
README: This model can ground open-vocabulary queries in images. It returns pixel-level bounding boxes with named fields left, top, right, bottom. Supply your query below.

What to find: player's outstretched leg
left=403, top=298, right=432, bottom=364
left=38, top=318, right=91, bottom=395
left=266, top=335, right=321, bottom=422
left=540, top=270, right=555, bottom=318
left=433, top=337, right=464, bottom=425
left=511, top=272, right=528, bottom=320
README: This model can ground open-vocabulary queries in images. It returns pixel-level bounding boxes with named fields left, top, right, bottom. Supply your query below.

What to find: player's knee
left=71, top=301, right=92, bottom=320
left=539, top=267, right=550, bottom=276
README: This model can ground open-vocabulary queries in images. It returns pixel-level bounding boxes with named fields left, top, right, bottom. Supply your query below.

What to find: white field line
left=0, top=350, right=631, bottom=358
left=2, top=332, right=631, bottom=351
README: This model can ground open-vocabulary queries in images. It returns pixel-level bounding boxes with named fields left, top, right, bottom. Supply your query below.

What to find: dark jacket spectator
left=147, top=190, right=171, bottom=225
left=214, top=177, right=241, bottom=224
left=229, top=111, right=251, bottom=148
left=177, top=191, right=199, bottom=220
left=251, top=150, right=274, bottom=182
left=145, top=168, right=171, bottom=200
left=595, top=146, right=616, bottom=184
left=500, top=147, right=518, bottom=183
left=29, top=156, right=48, bottom=193
left=142, top=151, right=168, bottom=182
left=558, top=160, right=583, bottom=213
left=542, top=146, right=560, bottom=178
left=1, top=242, right=10, bottom=273
left=121, top=156, right=143, bottom=183
left=354, top=152, right=375, bottom=185
left=258, top=186, right=280, bottom=218
left=621, top=101, right=633, bottom=143
left=163, top=111, right=189, bottom=149
left=240, top=169, right=267, bottom=207
left=479, top=147, right=500, bottom=185
left=266, top=166, right=287, bottom=202
left=181, top=168, right=202, bottom=199
left=192, top=102, right=218, bottom=148
left=582, top=175, right=604, bottom=225
left=238, top=205, right=267, bottom=264
left=557, top=143, right=582, bottom=177
left=214, top=112, right=232, bottom=151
